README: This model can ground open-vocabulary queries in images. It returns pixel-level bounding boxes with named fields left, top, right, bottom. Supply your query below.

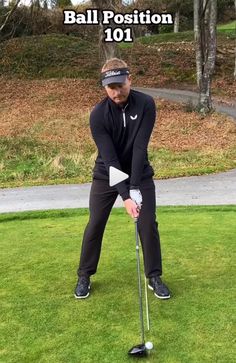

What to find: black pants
left=77, top=177, right=162, bottom=279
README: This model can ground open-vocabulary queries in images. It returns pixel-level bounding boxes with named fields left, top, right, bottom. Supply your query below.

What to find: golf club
left=144, top=273, right=150, bottom=331
left=128, top=216, right=153, bottom=357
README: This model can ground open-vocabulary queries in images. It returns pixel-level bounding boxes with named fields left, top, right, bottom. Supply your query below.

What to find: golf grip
left=134, top=217, right=145, bottom=344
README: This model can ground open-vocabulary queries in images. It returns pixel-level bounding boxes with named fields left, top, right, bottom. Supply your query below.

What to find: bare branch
left=0, top=0, right=21, bottom=33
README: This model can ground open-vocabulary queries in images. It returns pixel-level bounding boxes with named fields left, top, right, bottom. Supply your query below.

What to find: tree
left=165, top=0, right=181, bottom=33
left=174, top=6, right=180, bottom=33
left=234, top=0, right=236, bottom=80
left=92, top=0, right=120, bottom=64
left=194, top=0, right=217, bottom=114
left=43, top=0, right=48, bottom=9
left=0, top=0, right=21, bottom=33
left=52, top=0, right=72, bottom=7
left=148, top=0, right=193, bottom=33
left=57, top=0, right=72, bottom=7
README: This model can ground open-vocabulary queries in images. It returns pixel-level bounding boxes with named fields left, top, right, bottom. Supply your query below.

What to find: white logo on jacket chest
left=130, top=114, right=138, bottom=120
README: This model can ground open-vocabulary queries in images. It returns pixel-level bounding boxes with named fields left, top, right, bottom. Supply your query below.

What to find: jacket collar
left=107, top=90, right=132, bottom=110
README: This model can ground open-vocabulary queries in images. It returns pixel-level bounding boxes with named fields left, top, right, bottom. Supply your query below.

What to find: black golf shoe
left=148, top=276, right=171, bottom=299
left=74, top=276, right=91, bottom=299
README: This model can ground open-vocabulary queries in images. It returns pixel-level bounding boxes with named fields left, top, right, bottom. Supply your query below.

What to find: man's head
left=101, top=58, right=131, bottom=106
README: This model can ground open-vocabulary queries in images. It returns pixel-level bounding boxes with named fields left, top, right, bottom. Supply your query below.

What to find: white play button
left=109, top=166, right=129, bottom=187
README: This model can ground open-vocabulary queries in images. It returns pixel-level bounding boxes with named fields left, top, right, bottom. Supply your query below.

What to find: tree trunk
left=234, top=46, right=236, bottom=81
left=194, top=0, right=217, bottom=114
left=98, top=21, right=119, bottom=64
left=234, top=0, right=236, bottom=80
left=174, top=9, right=180, bottom=33
left=92, top=0, right=120, bottom=65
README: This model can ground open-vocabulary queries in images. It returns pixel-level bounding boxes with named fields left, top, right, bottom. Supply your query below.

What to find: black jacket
left=90, top=89, right=156, bottom=201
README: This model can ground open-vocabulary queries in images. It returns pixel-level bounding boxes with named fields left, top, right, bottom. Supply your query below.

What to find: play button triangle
left=109, top=166, right=129, bottom=187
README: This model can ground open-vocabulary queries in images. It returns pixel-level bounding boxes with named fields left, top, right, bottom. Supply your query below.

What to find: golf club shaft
left=134, top=217, right=145, bottom=344
left=144, top=274, right=150, bottom=331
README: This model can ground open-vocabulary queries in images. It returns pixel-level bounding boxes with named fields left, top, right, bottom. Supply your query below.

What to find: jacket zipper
left=122, top=103, right=129, bottom=128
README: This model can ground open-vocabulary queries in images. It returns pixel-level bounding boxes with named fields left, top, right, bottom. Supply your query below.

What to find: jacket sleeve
left=90, top=110, right=130, bottom=201
left=130, top=97, right=156, bottom=188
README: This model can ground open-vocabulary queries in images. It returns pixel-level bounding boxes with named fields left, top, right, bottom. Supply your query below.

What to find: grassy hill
left=0, top=34, right=99, bottom=79
left=0, top=23, right=235, bottom=95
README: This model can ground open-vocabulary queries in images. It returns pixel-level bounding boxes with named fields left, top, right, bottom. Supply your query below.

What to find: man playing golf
left=75, top=58, right=170, bottom=300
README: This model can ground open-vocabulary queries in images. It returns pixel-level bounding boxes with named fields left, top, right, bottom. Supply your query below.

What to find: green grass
left=0, top=136, right=235, bottom=188
left=136, top=30, right=195, bottom=45
left=0, top=34, right=99, bottom=79
left=0, top=206, right=235, bottom=363
left=0, top=136, right=95, bottom=187
left=217, top=21, right=236, bottom=33
left=149, top=147, right=236, bottom=179
left=132, top=22, right=235, bottom=46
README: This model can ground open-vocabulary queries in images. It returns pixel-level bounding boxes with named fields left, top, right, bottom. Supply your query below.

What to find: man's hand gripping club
left=124, top=188, right=142, bottom=219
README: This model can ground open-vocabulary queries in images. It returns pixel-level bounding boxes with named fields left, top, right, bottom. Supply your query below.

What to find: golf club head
left=128, top=343, right=147, bottom=357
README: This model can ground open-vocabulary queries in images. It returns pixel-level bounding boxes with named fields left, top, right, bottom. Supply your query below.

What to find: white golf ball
left=145, top=341, right=153, bottom=350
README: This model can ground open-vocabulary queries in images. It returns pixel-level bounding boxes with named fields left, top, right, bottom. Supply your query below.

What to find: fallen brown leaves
left=0, top=77, right=103, bottom=140
left=152, top=101, right=236, bottom=152
left=0, top=77, right=235, bottom=153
